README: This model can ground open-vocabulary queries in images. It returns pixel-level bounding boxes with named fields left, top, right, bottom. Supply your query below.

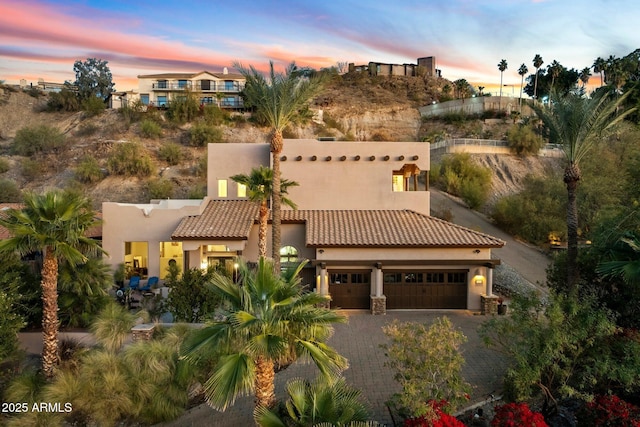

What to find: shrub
left=187, top=184, right=207, bottom=199
left=0, top=290, right=25, bottom=361
left=13, top=125, right=66, bottom=156
left=437, top=153, right=491, bottom=208
left=194, top=156, right=207, bottom=177
left=0, top=157, right=9, bottom=173
left=202, top=104, right=229, bottom=125
left=382, top=317, right=471, bottom=419
left=0, top=178, right=21, bottom=202
left=577, top=395, right=640, bottom=426
left=74, top=155, right=103, bottom=183
left=147, top=178, right=173, bottom=199
left=491, top=402, right=547, bottom=427
left=140, top=119, right=163, bottom=139
left=107, top=142, right=154, bottom=177
left=162, top=266, right=223, bottom=323
left=371, top=130, right=390, bottom=141
left=507, top=124, right=545, bottom=155
left=188, top=122, right=223, bottom=146
left=46, top=87, right=79, bottom=112
left=75, top=123, right=99, bottom=137
left=158, top=142, right=183, bottom=165
left=166, top=92, right=199, bottom=123
left=403, top=400, right=465, bottom=427
left=120, top=99, right=144, bottom=125
left=81, top=96, right=106, bottom=116
left=21, top=158, right=46, bottom=180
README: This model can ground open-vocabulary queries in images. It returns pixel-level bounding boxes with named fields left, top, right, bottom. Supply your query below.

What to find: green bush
left=75, top=155, right=103, bottom=184
left=188, top=122, right=223, bottom=146
left=107, top=142, right=154, bottom=177
left=0, top=290, right=25, bottom=361
left=194, top=156, right=207, bottom=177
left=21, top=158, right=46, bottom=180
left=147, top=178, right=173, bottom=199
left=0, top=179, right=21, bottom=202
left=140, top=119, right=163, bottom=139
left=166, top=92, right=199, bottom=124
left=13, top=125, right=66, bottom=156
left=158, top=142, right=183, bottom=165
left=75, top=123, right=99, bottom=137
left=81, top=96, right=106, bottom=116
left=187, top=184, right=206, bottom=199
left=120, top=99, right=145, bottom=125
left=163, top=266, right=223, bottom=322
left=437, top=153, right=492, bottom=208
left=202, top=104, right=229, bottom=125
left=46, top=87, right=79, bottom=112
left=507, top=124, right=545, bottom=155
left=0, top=157, right=10, bottom=173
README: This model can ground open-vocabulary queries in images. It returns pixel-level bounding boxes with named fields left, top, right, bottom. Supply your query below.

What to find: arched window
left=280, top=246, right=298, bottom=264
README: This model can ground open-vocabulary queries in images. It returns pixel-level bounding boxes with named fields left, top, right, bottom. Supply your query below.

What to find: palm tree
left=453, top=79, right=469, bottom=100
left=530, top=91, right=633, bottom=291
left=596, top=234, right=640, bottom=286
left=233, top=61, right=325, bottom=271
left=533, top=54, right=544, bottom=100
left=579, top=67, right=592, bottom=89
left=518, top=63, right=529, bottom=111
left=182, top=257, right=348, bottom=412
left=498, top=59, right=508, bottom=110
left=593, top=57, right=606, bottom=87
left=0, top=190, right=104, bottom=379
left=548, top=60, right=563, bottom=98
left=231, top=166, right=299, bottom=258
left=477, top=86, right=485, bottom=96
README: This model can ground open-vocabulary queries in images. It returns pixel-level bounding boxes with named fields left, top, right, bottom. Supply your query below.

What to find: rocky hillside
left=0, top=78, right=560, bottom=209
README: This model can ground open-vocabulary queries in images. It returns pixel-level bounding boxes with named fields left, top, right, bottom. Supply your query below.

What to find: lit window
left=237, top=183, right=247, bottom=198
left=280, top=246, right=298, bottom=263
left=392, top=174, right=404, bottom=192
left=217, top=179, right=227, bottom=198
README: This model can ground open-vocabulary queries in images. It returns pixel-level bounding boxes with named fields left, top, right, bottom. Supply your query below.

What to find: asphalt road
left=430, top=188, right=550, bottom=289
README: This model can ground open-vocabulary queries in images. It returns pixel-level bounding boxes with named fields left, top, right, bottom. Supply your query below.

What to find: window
left=237, top=183, right=247, bottom=198
left=157, top=80, right=167, bottom=89
left=159, top=241, right=183, bottom=279
left=157, top=96, right=167, bottom=107
left=280, top=246, right=298, bottom=263
left=217, top=179, right=227, bottom=198
left=140, top=94, right=149, bottom=105
left=200, top=97, right=213, bottom=105
left=178, top=80, right=188, bottom=89
left=392, top=174, right=404, bottom=192
left=124, top=241, right=149, bottom=278
left=330, top=273, right=349, bottom=284
left=224, top=80, right=235, bottom=91
left=221, top=97, right=236, bottom=107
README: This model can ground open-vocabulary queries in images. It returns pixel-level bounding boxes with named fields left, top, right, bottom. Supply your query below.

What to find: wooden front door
left=329, top=271, right=371, bottom=309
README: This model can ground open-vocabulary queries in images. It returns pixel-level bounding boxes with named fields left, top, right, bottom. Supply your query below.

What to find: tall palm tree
left=0, top=190, right=104, bottom=379
left=533, top=54, right=544, bottom=101
left=593, top=57, right=606, bottom=87
left=530, top=91, right=633, bottom=291
left=579, top=67, right=592, bottom=89
left=518, top=63, right=529, bottom=111
left=548, top=60, right=563, bottom=98
left=231, top=166, right=299, bottom=258
left=182, top=257, right=348, bottom=412
left=233, top=61, right=325, bottom=271
left=498, top=59, right=508, bottom=110
left=477, top=86, right=485, bottom=96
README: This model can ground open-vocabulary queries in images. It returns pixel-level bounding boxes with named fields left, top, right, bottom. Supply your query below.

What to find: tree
left=579, top=67, right=592, bottom=89
left=597, top=234, right=640, bottom=286
left=518, top=63, right=529, bottom=111
left=453, top=79, right=470, bottom=100
left=593, top=57, right=606, bottom=87
left=233, top=61, right=325, bottom=270
left=498, top=59, right=508, bottom=110
left=231, top=166, right=299, bottom=258
left=533, top=54, right=544, bottom=100
left=182, top=257, right=348, bottom=412
left=477, top=86, right=485, bottom=96
left=73, top=58, right=115, bottom=101
left=548, top=60, right=563, bottom=96
left=0, top=190, right=105, bottom=378
left=530, top=91, right=633, bottom=290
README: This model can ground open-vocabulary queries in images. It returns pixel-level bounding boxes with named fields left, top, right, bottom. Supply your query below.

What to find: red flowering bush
left=491, top=402, right=548, bottom=427
left=578, top=394, right=640, bottom=426
left=403, top=400, right=465, bottom=427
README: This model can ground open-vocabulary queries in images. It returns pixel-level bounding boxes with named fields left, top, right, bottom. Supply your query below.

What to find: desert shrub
left=187, top=184, right=206, bottom=199
left=441, top=111, right=468, bottom=124
left=75, top=123, right=99, bottom=137
left=140, top=119, right=163, bottom=138
left=371, top=130, right=390, bottom=141
left=46, top=87, right=80, bottom=112
left=202, top=104, right=229, bottom=125
left=491, top=174, right=565, bottom=244
left=162, top=265, right=223, bottom=323
left=382, top=317, right=471, bottom=419
left=507, top=124, right=545, bottom=155
left=107, top=142, right=154, bottom=177
left=323, top=112, right=345, bottom=133
left=120, top=99, right=145, bottom=125
left=194, top=156, right=207, bottom=177
left=188, top=122, right=223, bottom=146
left=81, top=96, right=106, bottom=116
left=0, top=158, right=9, bottom=173
left=21, top=158, right=46, bottom=180
left=0, top=178, right=21, bottom=202
left=147, top=178, right=173, bottom=199
left=437, top=153, right=491, bottom=208
left=158, top=142, right=183, bottom=165
left=25, top=86, right=42, bottom=98
left=0, top=290, right=25, bottom=361
left=74, top=155, right=103, bottom=184
left=491, top=402, right=547, bottom=427
left=166, top=92, right=199, bottom=123
left=13, top=125, right=66, bottom=156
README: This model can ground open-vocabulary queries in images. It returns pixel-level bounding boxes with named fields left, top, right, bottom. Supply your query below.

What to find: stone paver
left=159, top=310, right=508, bottom=427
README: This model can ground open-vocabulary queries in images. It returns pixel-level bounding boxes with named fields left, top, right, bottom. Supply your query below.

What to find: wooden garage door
left=385, top=271, right=467, bottom=309
left=329, top=271, right=371, bottom=309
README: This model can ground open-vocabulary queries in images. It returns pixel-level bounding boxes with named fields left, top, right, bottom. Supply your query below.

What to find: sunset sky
left=1, top=0, right=637, bottom=94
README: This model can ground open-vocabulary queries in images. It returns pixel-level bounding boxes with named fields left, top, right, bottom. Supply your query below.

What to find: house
left=102, top=139, right=505, bottom=314
left=348, top=56, right=441, bottom=78
left=136, top=69, right=245, bottom=109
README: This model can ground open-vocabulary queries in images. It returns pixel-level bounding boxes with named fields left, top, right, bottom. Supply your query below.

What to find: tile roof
left=171, top=200, right=505, bottom=248
left=171, top=200, right=259, bottom=240
left=137, top=71, right=245, bottom=80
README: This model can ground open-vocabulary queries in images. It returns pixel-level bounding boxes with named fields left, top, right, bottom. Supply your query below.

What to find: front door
left=329, top=271, right=371, bottom=309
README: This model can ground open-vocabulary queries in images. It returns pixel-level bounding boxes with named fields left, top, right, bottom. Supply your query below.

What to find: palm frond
left=204, top=353, right=255, bottom=411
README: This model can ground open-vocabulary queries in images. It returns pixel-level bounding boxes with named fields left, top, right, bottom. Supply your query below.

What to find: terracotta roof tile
left=282, top=209, right=505, bottom=248
left=172, top=200, right=259, bottom=240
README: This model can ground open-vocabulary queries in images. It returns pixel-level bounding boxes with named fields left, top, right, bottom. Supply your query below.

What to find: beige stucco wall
left=208, top=139, right=431, bottom=214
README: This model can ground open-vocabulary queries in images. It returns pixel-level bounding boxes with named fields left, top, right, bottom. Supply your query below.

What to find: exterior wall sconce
left=473, top=268, right=484, bottom=286
left=311, top=155, right=317, bottom=161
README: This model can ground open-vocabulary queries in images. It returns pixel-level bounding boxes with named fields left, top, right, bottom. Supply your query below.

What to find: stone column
left=317, top=263, right=330, bottom=309
left=486, top=266, right=494, bottom=297
left=370, top=263, right=386, bottom=315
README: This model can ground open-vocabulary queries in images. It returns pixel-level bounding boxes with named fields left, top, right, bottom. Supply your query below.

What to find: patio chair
left=128, top=275, right=141, bottom=291
left=139, top=276, right=158, bottom=294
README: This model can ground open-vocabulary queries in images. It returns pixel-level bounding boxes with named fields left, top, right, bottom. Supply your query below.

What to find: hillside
left=0, top=78, right=560, bottom=209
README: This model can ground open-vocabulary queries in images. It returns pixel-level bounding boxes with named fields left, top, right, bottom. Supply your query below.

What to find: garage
left=384, top=270, right=467, bottom=309
left=329, top=271, right=371, bottom=309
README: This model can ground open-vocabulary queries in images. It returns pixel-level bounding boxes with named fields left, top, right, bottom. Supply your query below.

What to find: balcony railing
left=151, top=81, right=244, bottom=92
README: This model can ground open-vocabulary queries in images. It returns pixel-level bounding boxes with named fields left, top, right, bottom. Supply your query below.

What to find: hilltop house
left=136, top=69, right=245, bottom=109
left=102, top=139, right=504, bottom=314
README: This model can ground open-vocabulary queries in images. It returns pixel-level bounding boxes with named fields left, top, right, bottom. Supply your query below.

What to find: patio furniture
left=139, top=276, right=158, bottom=294
left=128, top=276, right=141, bottom=291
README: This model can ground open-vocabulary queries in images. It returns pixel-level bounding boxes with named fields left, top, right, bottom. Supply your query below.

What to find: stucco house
left=136, top=69, right=245, bottom=109
left=102, top=139, right=504, bottom=314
